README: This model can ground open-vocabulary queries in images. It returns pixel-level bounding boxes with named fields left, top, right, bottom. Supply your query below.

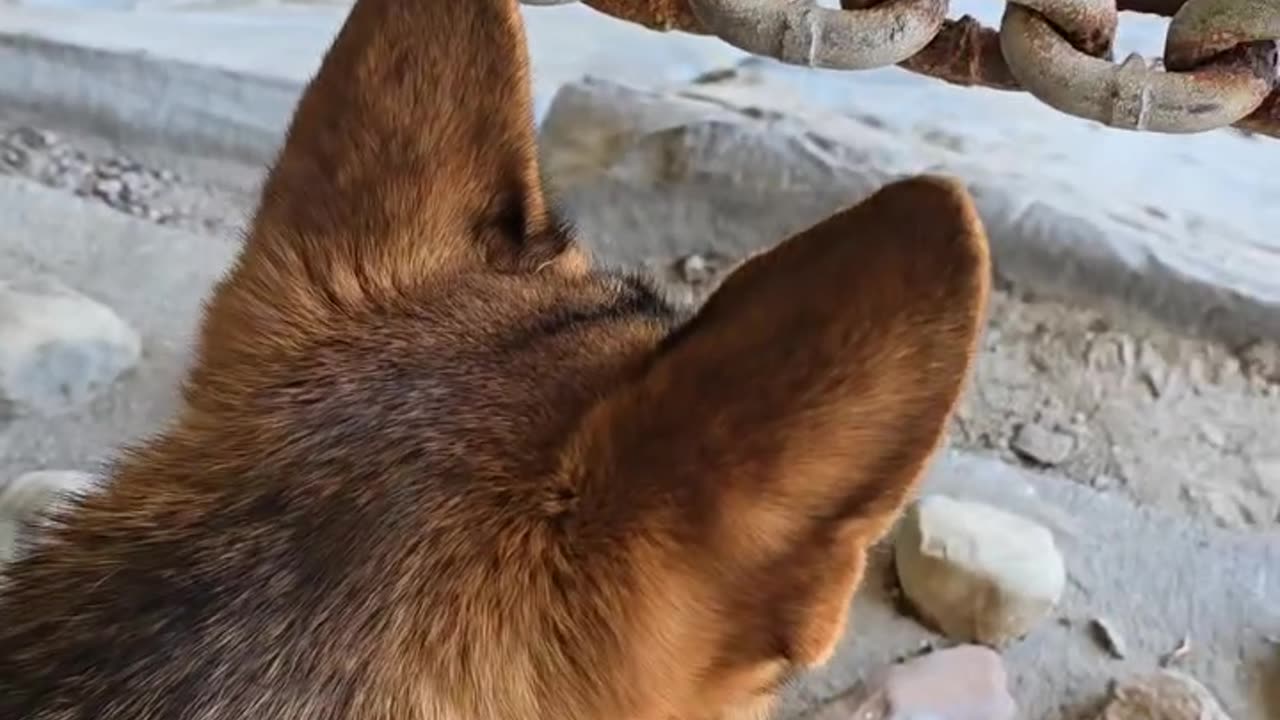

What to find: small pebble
left=1090, top=473, right=1120, bottom=490
left=93, top=177, right=125, bottom=201
left=0, top=469, right=95, bottom=566
left=1010, top=422, right=1075, bottom=467
left=1159, top=635, right=1192, bottom=667
left=1090, top=617, right=1128, bottom=659
left=677, top=253, right=715, bottom=284
left=1, top=146, right=26, bottom=168
left=1096, top=670, right=1231, bottom=720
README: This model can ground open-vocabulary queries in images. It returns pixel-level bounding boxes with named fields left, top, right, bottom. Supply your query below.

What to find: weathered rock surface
left=1096, top=670, right=1234, bottom=720
left=0, top=275, right=141, bottom=414
left=0, top=469, right=93, bottom=564
left=538, top=76, right=1280, bottom=346
left=893, top=494, right=1067, bottom=646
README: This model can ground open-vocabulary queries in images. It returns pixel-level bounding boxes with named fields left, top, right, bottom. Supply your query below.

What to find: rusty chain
left=522, top=0, right=1280, bottom=138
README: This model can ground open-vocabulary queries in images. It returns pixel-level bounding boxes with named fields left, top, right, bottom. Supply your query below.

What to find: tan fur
left=0, top=1, right=991, bottom=718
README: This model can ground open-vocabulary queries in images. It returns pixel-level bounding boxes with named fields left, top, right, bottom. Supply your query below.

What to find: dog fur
left=0, top=1, right=991, bottom=718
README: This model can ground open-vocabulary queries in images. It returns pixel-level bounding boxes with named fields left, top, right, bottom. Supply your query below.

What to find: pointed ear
left=570, top=175, right=990, bottom=667
left=244, top=0, right=582, bottom=289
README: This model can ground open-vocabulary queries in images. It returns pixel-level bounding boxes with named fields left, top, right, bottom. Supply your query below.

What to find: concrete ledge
left=0, top=4, right=744, bottom=164
left=0, top=32, right=301, bottom=164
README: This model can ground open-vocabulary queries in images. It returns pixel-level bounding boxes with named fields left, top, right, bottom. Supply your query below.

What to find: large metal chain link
left=524, top=0, right=1280, bottom=138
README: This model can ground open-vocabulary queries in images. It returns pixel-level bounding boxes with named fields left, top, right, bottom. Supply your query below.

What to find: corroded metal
left=1118, top=0, right=1189, bottom=15
left=1003, top=0, right=1117, bottom=57
left=1238, top=87, right=1280, bottom=135
left=1001, top=3, right=1275, bottom=132
left=897, top=17, right=1021, bottom=89
left=685, top=0, right=949, bottom=70
left=527, top=0, right=1280, bottom=138
left=1164, top=0, right=1280, bottom=69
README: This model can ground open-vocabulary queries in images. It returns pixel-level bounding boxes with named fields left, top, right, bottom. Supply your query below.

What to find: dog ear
left=198, top=0, right=584, bottom=368
left=221, top=0, right=577, bottom=324
left=252, top=0, right=570, bottom=277
left=568, top=175, right=990, bottom=669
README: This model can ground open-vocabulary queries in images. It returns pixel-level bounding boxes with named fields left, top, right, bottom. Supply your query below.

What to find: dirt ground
left=4, top=117, right=1278, bottom=533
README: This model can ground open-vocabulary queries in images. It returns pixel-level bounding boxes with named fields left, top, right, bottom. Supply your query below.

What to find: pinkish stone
left=805, top=645, right=1016, bottom=720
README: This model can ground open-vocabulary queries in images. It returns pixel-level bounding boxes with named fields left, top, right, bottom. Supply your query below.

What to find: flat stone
left=893, top=495, right=1067, bottom=646
left=805, top=645, right=1015, bottom=720
left=1010, top=423, right=1076, bottom=467
left=883, top=645, right=1016, bottom=720
left=0, top=275, right=141, bottom=414
left=1097, top=670, right=1234, bottom=720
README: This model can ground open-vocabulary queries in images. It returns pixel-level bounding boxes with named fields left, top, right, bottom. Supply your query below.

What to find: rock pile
left=1, top=125, right=182, bottom=224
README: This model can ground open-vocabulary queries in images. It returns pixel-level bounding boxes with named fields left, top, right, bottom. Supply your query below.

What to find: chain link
left=686, top=0, right=947, bottom=69
left=1002, top=0, right=1275, bottom=132
left=525, top=0, right=1280, bottom=138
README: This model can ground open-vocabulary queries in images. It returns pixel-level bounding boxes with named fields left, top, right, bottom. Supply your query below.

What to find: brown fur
left=0, top=1, right=991, bottom=718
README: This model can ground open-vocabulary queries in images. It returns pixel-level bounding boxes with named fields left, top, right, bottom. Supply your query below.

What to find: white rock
left=0, top=469, right=95, bottom=565
left=1096, top=670, right=1234, bottom=720
left=894, top=495, right=1066, bottom=646
left=0, top=276, right=141, bottom=414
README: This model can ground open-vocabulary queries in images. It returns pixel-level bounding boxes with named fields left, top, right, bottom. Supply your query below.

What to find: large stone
left=0, top=469, right=94, bottom=565
left=0, top=276, right=141, bottom=414
left=893, top=494, right=1066, bottom=646
left=538, top=75, right=1280, bottom=346
left=1096, top=671, right=1234, bottom=720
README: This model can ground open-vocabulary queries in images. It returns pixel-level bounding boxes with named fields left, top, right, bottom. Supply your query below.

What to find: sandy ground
left=3, top=113, right=1278, bottom=534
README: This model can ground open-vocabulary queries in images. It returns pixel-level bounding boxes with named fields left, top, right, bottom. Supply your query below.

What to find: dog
left=0, top=1, right=990, bottom=718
